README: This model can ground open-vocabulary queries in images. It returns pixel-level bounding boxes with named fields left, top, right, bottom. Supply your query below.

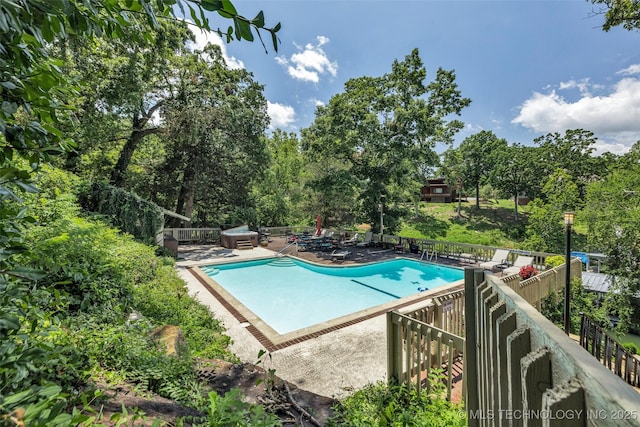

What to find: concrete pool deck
left=176, top=242, right=465, bottom=398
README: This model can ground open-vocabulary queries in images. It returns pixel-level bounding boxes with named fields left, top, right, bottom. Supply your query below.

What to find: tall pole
left=379, top=196, right=384, bottom=237
left=564, top=212, right=574, bottom=335
left=380, top=199, right=384, bottom=236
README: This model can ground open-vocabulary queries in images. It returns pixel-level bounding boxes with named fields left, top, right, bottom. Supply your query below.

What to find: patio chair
left=356, top=231, right=373, bottom=247
left=479, top=249, right=511, bottom=271
left=340, top=232, right=359, bottom=247
left=502, top=256, right=535, bottom=276
left=330, top=249, right=351, bottom=262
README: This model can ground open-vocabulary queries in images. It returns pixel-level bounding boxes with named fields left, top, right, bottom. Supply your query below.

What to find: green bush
left=22, top=217, right=159, bottom=318
left=133, top=265, right=237, bottom=360
left=622, top=342, right=638, bottom=355
left=78, top=181, right=163, bottom=245
left=195, top=389, right=282, bottom=427
left=326, top=378, right=465, bottom=426
left=545, top=255, right=565, bottom=269
left=79, top=321, right=201, bottom=404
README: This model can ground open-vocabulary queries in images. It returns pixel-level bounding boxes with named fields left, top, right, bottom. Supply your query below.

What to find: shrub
left=519, top=265, right=538, bottom=280
left=326, top=378, right=465, bottom=426
left=22, top=217, right=158, bottom=319
left=133, top=265, right=237, bottom=360
left=545, top=255, right=565, bottom=269
left=623, top=342, right=639, bottom=355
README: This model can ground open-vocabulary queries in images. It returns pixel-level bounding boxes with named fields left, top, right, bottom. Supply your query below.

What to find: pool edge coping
left=186, top=260, right=464, bottom=352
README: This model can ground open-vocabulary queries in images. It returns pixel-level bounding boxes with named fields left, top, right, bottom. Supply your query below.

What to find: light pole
left=564, top=211, right=574, bottom=335
left=379, top=196, right=385, bottom=237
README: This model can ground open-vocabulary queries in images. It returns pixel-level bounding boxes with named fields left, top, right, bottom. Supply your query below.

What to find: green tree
left=253, top=130, right=306, bottom=226
left=0, top=1, right=279, bottom=422
left=489, top=143, right=537, bottom=220
left=301, top=49, right=470, bottom=232
left=154, top=44, right=269, bottom=227
left=584, top=164, right=640, bottom=332
left=440, top=148, right=465, bottom=219
left=457, top=130, right=508, bottom=209
left=523, top=169, right=580, bottom=253
left=532, top=129, right=603, bottom=200
left=590, top=0, right=640, bottom=31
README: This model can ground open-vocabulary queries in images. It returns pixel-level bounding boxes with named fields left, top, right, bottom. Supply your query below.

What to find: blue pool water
left=201, top=258, right=463, bottom=335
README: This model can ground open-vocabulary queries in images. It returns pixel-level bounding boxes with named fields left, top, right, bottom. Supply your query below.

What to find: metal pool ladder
left=420, top=248, right=437, bottom=262
left=277, top=241, right=298, bottom=257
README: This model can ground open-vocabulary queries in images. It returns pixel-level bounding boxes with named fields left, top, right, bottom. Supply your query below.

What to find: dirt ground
left=93, top=358, right=337, bottom=426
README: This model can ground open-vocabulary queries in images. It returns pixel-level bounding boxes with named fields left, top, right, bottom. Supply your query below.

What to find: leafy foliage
left=518, top=265, right=538, bottom=280
left=301, top=49, right=470, bottom=232
left=133, top=265, right=237, bottom=360
left=584, top=159, right=640, bottom=333
left=327, top=378, right=465, bottom=427
left=195, top=388, right=282, bottom=427
left=541, top=278, right=608, bottom=334
left=79, top=181, right=164, bottom=244
left=523, top=169, right=580, bottom=253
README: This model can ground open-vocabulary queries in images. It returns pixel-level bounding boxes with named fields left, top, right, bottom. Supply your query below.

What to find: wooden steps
left=236, top=240, right=254, bottom=250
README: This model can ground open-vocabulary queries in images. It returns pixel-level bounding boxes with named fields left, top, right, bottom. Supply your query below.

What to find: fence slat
left=497, top=312, right=517, bottom=427
left=521, top=347, right=552, bottom=427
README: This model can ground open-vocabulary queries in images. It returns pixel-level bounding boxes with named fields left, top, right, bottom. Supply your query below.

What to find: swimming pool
left=195, top=257, right=463, bottom=340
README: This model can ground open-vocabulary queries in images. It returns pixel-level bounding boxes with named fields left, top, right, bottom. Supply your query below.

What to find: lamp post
left=379, top=196, right=385, bottom=237
left=564, top=211, right=574, bottom=335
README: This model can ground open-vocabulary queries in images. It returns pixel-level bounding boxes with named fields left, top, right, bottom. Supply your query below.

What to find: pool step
left=269, top=258, right=296, bottom=267
left=236, top=240, right=254, bottom=250
left=201, top=267, right=220, bottom=276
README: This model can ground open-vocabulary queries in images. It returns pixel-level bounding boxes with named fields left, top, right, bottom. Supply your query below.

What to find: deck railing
left=580, top=313, right=640, bottom=388
left=163, top=227, right=220, bottom=243
left=387, top=289, right=466, bottom=400
left=387, top=311, right=464, bottom=401
left=465, top=268, right=640, bottom=427
left=501, top=258, right=582, bottom=309
left=259, top=227, right=559, bottom=268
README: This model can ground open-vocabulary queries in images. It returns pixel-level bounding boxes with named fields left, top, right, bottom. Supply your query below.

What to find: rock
left=150, top=325, right=186, bottom=357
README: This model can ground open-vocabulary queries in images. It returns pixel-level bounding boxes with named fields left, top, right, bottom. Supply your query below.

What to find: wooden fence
left=387, top=311, right=465, bottom=402
left=501, top=258, right=582, bottom=309
left=579, top=313, right=640, bottom=388
left=163, top=227, right=220, bottom=243
left=261, top=227, right=559, bottom=267
left=465, top=268, right=640, bottom=427
left=388, top=289, right=466, bottom=400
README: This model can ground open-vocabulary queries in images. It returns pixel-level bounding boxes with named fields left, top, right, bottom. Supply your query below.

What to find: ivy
left=79, top=181, right=163, bottom=245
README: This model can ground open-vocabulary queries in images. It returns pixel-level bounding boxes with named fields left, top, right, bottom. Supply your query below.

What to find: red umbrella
left=315, top=215, right=322, bottom=236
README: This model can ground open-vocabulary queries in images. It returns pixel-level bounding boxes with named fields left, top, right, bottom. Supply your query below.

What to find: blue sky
left=190, top=1, right=640, bottom=155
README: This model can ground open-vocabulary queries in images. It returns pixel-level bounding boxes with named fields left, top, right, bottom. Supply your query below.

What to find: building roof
left=582, top=272, right=612, bottom=293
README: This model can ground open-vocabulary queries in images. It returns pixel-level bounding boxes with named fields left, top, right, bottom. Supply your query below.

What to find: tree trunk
left=173, top=165, right=197, bottom=227
left=109, top=103, right=164, bottom=187
left=514, top=191, right=519, bottom=221
left=475, top=181, right=480, bottom=209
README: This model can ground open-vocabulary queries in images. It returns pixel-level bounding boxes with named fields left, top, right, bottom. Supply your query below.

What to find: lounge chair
left=340, top=232, right=359, bottom=247
left=356, top=231, right=373, bottom=247
left=479, top=249, right=511, bottom=271
left=331, top=249, right=351, bottom=262
left=502, top=256, right=535, bottom=276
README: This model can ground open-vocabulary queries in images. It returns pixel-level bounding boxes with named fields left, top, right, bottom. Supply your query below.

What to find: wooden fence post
left=464, top=267, right=481, bottom=427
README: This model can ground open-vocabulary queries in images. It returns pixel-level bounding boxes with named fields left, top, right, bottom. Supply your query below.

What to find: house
left=420, top=178, right=456, bottom=203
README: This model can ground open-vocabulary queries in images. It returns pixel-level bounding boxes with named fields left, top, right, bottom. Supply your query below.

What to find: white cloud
left=186, top=25, right=245, bottom=69
left=277, top=36, right=338, bottom=83
left=617, top=64, right=640, bottom=76
left=512, top=67, right=640, bottom=154
left=267, top=101, right=296, bottom=129
left=310, top=98, right=325, bottom=107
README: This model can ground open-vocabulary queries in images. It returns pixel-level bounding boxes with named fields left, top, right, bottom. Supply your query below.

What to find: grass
left=620, top=333, right=640, bottom=348
left=399, top=198, right=531, bottom=247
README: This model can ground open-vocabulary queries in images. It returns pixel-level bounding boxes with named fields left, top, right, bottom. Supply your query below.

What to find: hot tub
left=221, top=225, right=259, bottom=249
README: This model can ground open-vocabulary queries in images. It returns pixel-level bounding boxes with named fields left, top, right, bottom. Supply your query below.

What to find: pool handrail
left=277, top=241, right=298, bottom=256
